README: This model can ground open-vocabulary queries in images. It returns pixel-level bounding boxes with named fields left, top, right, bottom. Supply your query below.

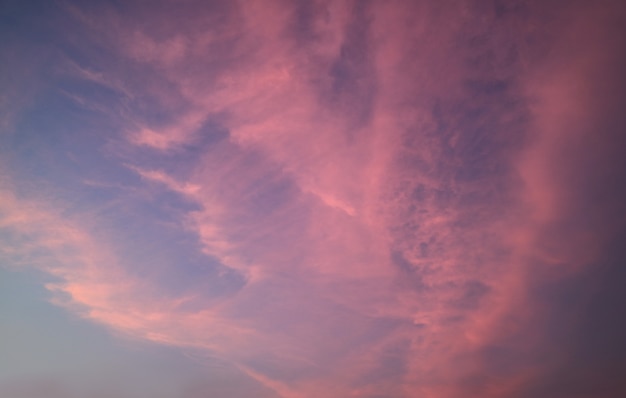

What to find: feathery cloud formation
left=2, top=1, right=626, bottom=397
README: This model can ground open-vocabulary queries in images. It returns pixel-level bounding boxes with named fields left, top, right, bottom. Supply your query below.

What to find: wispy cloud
left=2, top=1, right=626, bottom=397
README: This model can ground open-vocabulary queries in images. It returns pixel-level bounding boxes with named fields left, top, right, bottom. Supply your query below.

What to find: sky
left=1, top=1, right=626, bottom=397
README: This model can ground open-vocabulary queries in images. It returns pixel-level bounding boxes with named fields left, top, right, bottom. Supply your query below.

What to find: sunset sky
left=1, top=1, right=626, bottom=397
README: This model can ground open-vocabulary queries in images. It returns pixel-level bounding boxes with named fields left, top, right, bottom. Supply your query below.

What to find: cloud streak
left=2, top=0, right=626, bottom=397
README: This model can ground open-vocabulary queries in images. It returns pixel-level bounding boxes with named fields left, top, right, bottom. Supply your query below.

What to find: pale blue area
left=0, top=3, right=265, bottom=395
left=0, top=267, right=275, bottom=398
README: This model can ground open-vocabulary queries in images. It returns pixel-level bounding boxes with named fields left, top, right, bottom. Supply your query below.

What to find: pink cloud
left=3, top=1, right=626, bottom=397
